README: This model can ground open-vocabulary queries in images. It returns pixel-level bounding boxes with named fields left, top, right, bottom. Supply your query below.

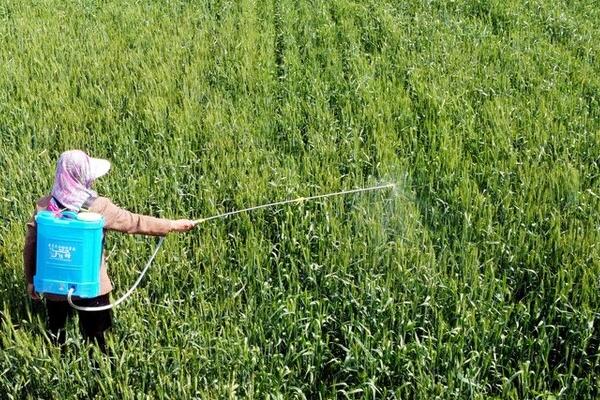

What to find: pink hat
left=49, top=150, right=111, bottom=211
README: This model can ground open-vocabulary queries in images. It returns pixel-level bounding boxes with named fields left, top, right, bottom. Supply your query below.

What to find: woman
left=23, top=150, right=195, bottom=353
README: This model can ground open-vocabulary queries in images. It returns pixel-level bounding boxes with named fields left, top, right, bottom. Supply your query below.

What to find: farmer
left=23, top=150, right=195, bottom=353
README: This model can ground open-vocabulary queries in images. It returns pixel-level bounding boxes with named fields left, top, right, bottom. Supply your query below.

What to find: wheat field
left=0, top=0, right=599, bottom=398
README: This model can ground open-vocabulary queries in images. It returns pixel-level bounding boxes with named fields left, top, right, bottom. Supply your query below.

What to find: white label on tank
left=48, top=244, right=76, bottom=261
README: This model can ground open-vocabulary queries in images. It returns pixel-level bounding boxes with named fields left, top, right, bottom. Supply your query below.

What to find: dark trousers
left=46, top=294, right=112, bottom=354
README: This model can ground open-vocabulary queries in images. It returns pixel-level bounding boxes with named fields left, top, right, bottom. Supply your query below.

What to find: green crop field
left=0, top=0, right=599, bottom=398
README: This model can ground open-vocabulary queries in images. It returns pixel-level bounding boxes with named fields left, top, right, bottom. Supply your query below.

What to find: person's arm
left=23, top=216, right=40, bottom=299
left=91, top=197, right=195, bottom=235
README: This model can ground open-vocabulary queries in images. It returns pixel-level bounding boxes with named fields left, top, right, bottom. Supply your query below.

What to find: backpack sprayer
left=34, top=210, right=105, bottom=298
left=34, top=183, right=395, bottom=312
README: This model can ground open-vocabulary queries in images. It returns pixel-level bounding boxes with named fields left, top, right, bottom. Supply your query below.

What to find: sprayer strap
left=80, top=196, right=97, bottom=212
left=49, top=197, right=67, bottom=215
left=50, top=196, right=96, bottom=213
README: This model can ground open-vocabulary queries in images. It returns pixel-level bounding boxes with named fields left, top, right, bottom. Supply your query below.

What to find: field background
left=0, top=0, right=599, bottom=398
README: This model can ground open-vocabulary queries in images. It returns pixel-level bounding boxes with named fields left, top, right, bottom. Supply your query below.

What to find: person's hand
left=170, top=219, right=196, bottom=233
left=27, top=283, right=40, bottom=300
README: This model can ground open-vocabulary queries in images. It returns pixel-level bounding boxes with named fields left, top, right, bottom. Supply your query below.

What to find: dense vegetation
left=1, top=0, right=598, bottom=398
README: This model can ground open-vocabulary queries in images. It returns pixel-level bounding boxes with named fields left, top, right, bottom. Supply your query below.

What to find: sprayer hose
left=67, top=183, right=394, bottom=311
left=193, top=183, right=395, bottom=224
left=67, top=236, right=165, bottom=312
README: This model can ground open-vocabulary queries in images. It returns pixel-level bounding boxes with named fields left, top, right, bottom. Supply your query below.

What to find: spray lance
left=44, top=183, right=396, bottom=311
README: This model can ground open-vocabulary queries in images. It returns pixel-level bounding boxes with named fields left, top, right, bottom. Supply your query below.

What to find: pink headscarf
left=47, top=150, right=111, bottom=212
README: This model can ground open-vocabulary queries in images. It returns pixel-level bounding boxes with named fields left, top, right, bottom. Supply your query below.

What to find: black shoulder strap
left=51, top=196, right=66, bottom=210
left=51, top=195, right=97, bottom=213
left=80, top=196, right=97, bottom=212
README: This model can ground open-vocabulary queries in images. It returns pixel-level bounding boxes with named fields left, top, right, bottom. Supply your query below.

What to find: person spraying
left=23, top=150, right=195, bottom=353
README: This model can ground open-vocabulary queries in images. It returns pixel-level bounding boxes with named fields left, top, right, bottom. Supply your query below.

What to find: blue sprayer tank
left=34, top=210, right=105, bottom=298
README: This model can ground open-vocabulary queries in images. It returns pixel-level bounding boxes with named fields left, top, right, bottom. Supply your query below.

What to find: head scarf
left=47, top=150, right=110, bottom=212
